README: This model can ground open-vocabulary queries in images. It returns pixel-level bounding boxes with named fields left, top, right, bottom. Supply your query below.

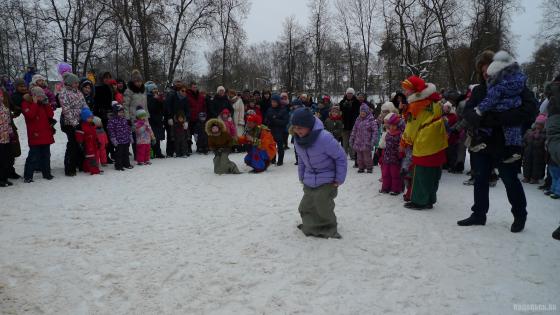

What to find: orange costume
left=237, top=114, right=277, bottom=172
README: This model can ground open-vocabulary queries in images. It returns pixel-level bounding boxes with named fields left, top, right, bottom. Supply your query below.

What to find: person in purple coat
left=107, top=102, right=133, bottom=171
left=292, top=108, right=348, bottom=239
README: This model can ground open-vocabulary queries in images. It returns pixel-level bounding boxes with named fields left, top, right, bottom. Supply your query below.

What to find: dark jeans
left=152, top=140, right=163, bottom=157
left=62, top=125, right=82, bottom=174
left=471, top=152, right=527, bottom=219
left=114, top=144, right=131, bottom=169
left=273, top=135, right=284, bottom=164
left=24, top=145, right=51, bottom=179
left=0, top=143, right=11, bottom=181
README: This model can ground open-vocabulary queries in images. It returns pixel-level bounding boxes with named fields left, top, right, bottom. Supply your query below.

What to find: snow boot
left=511, top=216, right=526, bottom=233
left=457, top=215, right=486, bottom=226
left=404, top=202, right=433, bottom=210
left=553, top=226, right=560, bottom=241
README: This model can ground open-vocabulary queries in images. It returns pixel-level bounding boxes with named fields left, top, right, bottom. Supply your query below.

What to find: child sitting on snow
left=174, top=111, right=189, bottom=158
left=93, top=116, right=109, bottom=166
left=206, top=118, right=240, bottom=174
left=380, top=113, right=402, bottom=195
left=76, top=108, right=101, bottom=175
left=474, top=51, right=527, bottom=163
left=135, top=108, right=155, bottom=165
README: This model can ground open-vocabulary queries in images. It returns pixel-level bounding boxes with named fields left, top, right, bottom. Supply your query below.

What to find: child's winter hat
left=57, top=62, right=73, bottom=78
left=271, top=94, right=282, bottom=104
left=330, top=105, right=341, bottom=113
left=360, top=104, right=371, bottom=113
left=136, top=108, right=147, bottom=119
left=291, top=108, right=315, bottom=129
left=31, top=74, right=46, bottom=86
left=346, top=87, right=355, bottom=95
left=112, top=101, right=124, bottom=112
left=80, top=79, right=93, bottom=90
left=63, top=73, right=80, bottom=86
left=247, top=114, right=263, bottom=125
left=145, top=81, right=158, bottom=95
left=130, top=69, right=143, bottom=82
left=93, top=116, right=103, bottom=127
left=216, top=86, right=225, bottom=93
left=535, top=114, right=547, bottom=125
left=487, top=51, right=516, bottom=77
left=384, top=112, right=400, bottom=125
left=380, top=101, right=398, bottom=113
left=30, top=86, right=46, bottom=98
left=221, top=108, right=231, bottom=116
left=80, top=107, right=93, bottom=121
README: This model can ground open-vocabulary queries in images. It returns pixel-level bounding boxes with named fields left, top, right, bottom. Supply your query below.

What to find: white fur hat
left=381, top=101, right=398, bottom=113
left=487, top=51, right=515, bottom=77
left=217, top=86, right=225, bottom=93
left=346, top=87, right=355, bottom=95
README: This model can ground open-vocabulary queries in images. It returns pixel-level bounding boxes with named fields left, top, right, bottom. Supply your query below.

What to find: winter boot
left=511, top=216, right=526, bottom=233
left=457, top=215, right=487, bottom=226
left=553, top=226, right=560, bottom=241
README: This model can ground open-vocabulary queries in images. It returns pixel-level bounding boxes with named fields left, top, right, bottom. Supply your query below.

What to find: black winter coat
left=209, top=95, right=233, bottom=118
left=339, top=96, right=361, bottom=131
left=264, top=106, right=289, bottom=139
left=93, top=84, right=113, bottom=121
left=147, top=95, right=166, bottom=140
left=164, top=90, right=189, bottom=122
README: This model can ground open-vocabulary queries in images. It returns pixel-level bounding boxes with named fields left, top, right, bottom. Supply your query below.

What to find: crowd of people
left=1, top=50, right=559, bottom=240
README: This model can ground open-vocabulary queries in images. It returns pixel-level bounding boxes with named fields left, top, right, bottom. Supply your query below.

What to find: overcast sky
left=241, top=0, right=541, bottom=63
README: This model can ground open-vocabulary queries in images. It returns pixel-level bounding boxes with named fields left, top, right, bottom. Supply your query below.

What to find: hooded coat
left=349, top=106, right=379, bottom=152
left=59, top=86, right=88, bottom=127
left=21, top=97, right=55, bottom=146
left=294, top=118, right=348, bottom=188
left=124, top=82, right=148, bottom=121
left=206, top=118, right=240, bottom=174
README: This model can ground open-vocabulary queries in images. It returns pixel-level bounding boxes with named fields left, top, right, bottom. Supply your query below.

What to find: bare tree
left=159, top=0, right=215, bottom=84
left=335, top=0, right=356, bottom=88
left=540, top=0, right=560, bottom=40
left=348, top=0, right=377, bottom=92
left=213, top=0, right=249, bottom=86
left=308, top=0, right=329, bottom=93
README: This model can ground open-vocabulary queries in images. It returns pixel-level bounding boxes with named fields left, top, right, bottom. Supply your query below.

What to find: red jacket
left=186, top=90, right=206, bottom=122
left=76, top=121, right=99, bottom=158
left=22, top=99, right=55, bottom=146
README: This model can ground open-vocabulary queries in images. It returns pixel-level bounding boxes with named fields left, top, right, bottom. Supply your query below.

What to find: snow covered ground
left=1, top=112, right=559, bottom=315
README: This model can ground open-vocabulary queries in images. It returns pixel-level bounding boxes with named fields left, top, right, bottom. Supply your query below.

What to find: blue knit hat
left=80, top=107, right=93, bottom=121
left=291, top=108, right=315, bottom=129
left=271, top=94, right=282, bottom=104
left=144, top=81, right=158, bottom=95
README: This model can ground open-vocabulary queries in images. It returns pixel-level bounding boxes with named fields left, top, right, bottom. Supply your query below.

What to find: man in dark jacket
left=259, top=90, right=272, bottom=117
left=458, top=50, right=535, bottom=233
left=164, top=80, right=189, bottom=157
left=209, top=86, right=232, bottom=119
left=264, top=94, right=289, bottom=166
left=339, top=87, right=361, bottom=159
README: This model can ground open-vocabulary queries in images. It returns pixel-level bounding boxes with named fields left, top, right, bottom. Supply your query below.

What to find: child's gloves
left=168, top=119, right=174, bottom=126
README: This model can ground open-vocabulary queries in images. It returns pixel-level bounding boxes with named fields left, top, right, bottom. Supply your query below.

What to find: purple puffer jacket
left=383, top=130, right=402, bottom=165
left=295, top=118, right=348, bottom=188
left=107, top=115, right=132, bottom=145
left=350, top=108, right=378, bottom=152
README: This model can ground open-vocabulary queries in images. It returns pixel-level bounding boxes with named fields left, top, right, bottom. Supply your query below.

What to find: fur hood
left=205, top=118, right=227, bottom=135
left=487, top=62, right=524, bottom=87
left=407, top=83, right=437, bottom=104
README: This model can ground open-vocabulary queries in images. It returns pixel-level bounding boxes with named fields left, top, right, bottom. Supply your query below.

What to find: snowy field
left=1, top=112, right=559, bottom=315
